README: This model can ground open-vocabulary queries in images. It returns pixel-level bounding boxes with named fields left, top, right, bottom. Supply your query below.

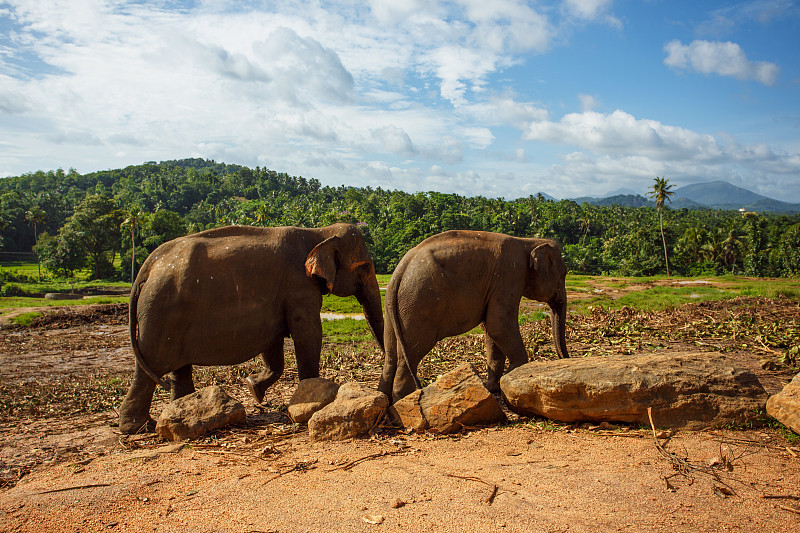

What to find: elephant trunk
left=549, top=286, right=569, bottom=359
left=356, top=268, right=385, bottom=353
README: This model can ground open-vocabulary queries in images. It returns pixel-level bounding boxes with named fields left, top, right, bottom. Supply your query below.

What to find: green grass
left=519, top=310, right=548, bottom=326
left=565, top=275, right=594, bottom=289
left=321, top=318, right=374, bottom=343
left=611, top=285, right=732, bottom=311
left=0, top=260, right=41, bottom=276
left=9, top=311, right=41, bottom=326
left=726, top=279, right=800, bottom=300
left=0, top=295, right=129, bottom=310
left=321, top=294, right=368, bottom=314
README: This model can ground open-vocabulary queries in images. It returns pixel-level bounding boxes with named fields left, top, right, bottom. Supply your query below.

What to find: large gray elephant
left=378, top=230, right=568, bottom=403
left=119, top=223, right=384, bottom=434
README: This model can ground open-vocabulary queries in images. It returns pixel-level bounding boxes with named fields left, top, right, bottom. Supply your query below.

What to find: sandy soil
left=1, top=283, right=799, bottom=532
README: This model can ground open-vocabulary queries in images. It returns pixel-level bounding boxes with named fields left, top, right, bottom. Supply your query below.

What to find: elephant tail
left=385, top=265, right=422, bottom=391
left=129, top=272, right=172, bottom=391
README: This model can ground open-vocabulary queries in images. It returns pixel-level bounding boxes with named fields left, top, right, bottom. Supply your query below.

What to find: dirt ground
left=1, top=281, right=799, bottom=532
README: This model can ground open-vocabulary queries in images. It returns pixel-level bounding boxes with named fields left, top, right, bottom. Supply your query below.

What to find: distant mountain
left=532, top=192, right=558, bottom=201
left=571, top=180, right=800, bottom=214
left=673, top=181, right=758, bottom=209
left=604, top=187, right=638, bottom=197
left=572, top=194, right=653, bottom=208
left=673, top=180, right=800, bottom=213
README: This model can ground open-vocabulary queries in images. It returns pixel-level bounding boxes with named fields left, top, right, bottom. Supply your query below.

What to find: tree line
left=1, top=158, right=799, bottom=280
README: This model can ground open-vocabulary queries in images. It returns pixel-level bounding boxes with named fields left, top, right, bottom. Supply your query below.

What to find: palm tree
left=122, top=206, right=144, bottom=284
left=25, top=207, right=46, bottom=281
left=720, top=228, right=745, bottom=274
left=648, top=177, right=675, bottom=276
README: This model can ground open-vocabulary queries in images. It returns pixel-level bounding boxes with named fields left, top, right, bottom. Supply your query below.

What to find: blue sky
left=1, top=0, right=799, bottom=201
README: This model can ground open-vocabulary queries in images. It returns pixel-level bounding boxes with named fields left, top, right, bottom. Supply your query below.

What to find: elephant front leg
left=484, top=301, right=529, bottom=390
left=288, top=313, right=322, bottom=381
left=118, top=364, right=158, bottom=434
left=245, top=338, right=285, bottom=403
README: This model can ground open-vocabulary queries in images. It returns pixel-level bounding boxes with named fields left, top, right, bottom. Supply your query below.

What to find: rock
left=156, top=386, right=246, bottom=441
left=390, top=363, right=506, bottom=433
left=288, top=378, right=340, bottom=423
left=766, top=374, right=800, bottom=435
left=308, top=382, right=388, bottom=441
left=500, top=352, right=768, bottom=430
left=44, top=292, right=83, bottom=300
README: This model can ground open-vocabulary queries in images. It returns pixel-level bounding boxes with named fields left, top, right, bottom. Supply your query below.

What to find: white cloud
left=664, top=39, right=779, bottom=85
left=457, top=0, right=553, bottom=53
left=372, top=125, right=417, bottom=156
left=519, top=109, right=800, bottom=199
left=368, top=0, right=430, bottom=25
left=563, top=0, right=621, bottom=27
left=0, top=1, right=798, bottom=203
left=524, top=110, right=724, bottom=161
left=564, top=0, right=613, bottom=20
left=578, top=94, right=598, bottom=112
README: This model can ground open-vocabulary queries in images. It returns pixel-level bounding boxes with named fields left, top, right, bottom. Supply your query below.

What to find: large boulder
left=288, top=378, right=340, bottom=424
left=156, top=386, right=246, bottom=441
left=500, top=352, right=768, bottom=429
left=308, top=382, right=388, bottom=441
left=767, top=374, right=800, bottom=435
left=390, top=363, right=506, bottom=433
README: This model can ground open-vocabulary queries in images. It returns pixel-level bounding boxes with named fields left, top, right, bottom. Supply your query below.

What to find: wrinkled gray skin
left=119, top=223, right=384, bottom=434
left=378, top=230, right=568, bottom=403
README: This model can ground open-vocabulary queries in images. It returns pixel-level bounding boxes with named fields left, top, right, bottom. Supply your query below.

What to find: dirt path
left=1, top=296, right=799, bottom=532
left=2, top=423, right=798, bottom=532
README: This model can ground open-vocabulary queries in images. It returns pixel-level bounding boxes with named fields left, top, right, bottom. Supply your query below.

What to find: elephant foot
left=118, top=415, right=156, bottom=435
left=245, top=376, right=266, bottom=404
left=485, top=379, right=501, bottom=394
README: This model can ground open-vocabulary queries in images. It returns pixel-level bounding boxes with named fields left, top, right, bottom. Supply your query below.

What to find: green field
left=4, top=259, right=800, bottom=334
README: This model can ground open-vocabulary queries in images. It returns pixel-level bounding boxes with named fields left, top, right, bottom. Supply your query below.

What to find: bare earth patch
left=1, top=295, right=799, bottom=532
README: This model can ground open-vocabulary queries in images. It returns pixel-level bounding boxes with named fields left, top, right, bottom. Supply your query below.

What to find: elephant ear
left=305, top=236, right=340, bottom=293
left=530, top=243, right=554, bottom=272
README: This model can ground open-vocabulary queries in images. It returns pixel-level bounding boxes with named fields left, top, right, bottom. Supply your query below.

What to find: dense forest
left=1, top=158, right=799, bottom=280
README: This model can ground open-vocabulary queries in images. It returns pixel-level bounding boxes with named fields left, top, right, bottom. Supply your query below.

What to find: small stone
left=288, top=378, right=340, bottom=423
left=391, top=498, right=405, bottom=508
left=362, top=515, right=384, bottom=525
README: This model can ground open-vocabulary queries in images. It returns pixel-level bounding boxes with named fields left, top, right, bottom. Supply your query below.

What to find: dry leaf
left=713, top=485, right=734, bottom=498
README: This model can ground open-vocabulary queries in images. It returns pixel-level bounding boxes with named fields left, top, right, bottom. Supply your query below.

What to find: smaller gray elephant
left=378, top=230, right=568, bottom=403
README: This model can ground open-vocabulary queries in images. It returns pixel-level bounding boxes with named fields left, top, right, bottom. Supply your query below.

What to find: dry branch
left=326, top=449, right=408, bottom=472
left=36, top=483, right=111, bottom=495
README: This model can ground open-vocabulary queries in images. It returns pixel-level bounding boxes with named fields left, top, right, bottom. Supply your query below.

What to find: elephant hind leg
left=484, top=335, right=506, bottom=393
left=169, top=364, right=195, bottom=401
left=378, top=320, right=399, bottom=401
left=118, top=364, right=158, bottom=434
left=245, top=338, right=285, bottom=403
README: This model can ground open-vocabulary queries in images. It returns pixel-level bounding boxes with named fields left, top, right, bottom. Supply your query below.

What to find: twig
left=648, top=407, right=739, bottom=495
left=486, top=484, right=499, bottom=504
left=37, top=483, right=111, bottom=494
left=326, top=449, right=407, bottom=472
left=262, top=460, right=318, bottom=484
left=778, top=505, right=800, bottom=515
left=444, top=473, right=500, bottom=504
